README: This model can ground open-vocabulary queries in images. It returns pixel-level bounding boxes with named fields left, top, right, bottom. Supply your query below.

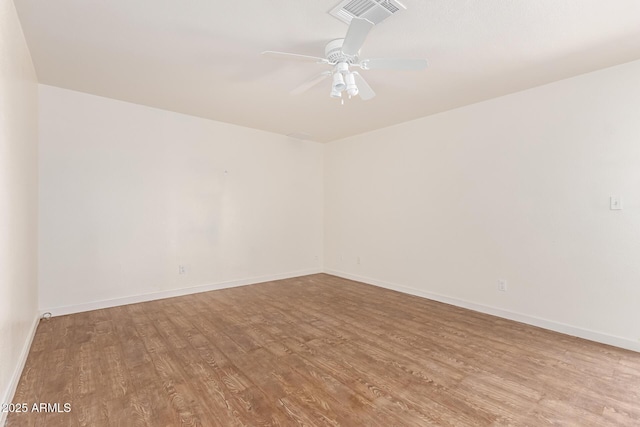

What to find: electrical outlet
left=357, top=256, right=361, bottom=265
left=498, top=279, right=507, bottom=292
left=178, top=265, right=187, bottom=275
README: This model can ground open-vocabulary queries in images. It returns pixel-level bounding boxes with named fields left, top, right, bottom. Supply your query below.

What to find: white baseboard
left=42, top=268, right=323, bottom=317
left=1, top=313, right=40, bottom=426
left=324, top=269, right=640, bottom=353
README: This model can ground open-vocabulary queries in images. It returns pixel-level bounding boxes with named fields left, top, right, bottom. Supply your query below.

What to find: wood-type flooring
left=7, top=274, right=640, bottom=426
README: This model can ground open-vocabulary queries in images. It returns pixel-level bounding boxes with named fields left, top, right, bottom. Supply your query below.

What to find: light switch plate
left=610, top=196, right=622, bottom=210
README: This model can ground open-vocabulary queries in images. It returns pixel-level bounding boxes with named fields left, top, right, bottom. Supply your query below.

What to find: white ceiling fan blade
left=352, top=72, right=375, bottom=100
left=291, top=71, right=332, bottom=95
left=341, top=18, right=374, bottom=57
left=361, top=58, right=428, bottom=71
left=262, top=51, right=329, bottom=64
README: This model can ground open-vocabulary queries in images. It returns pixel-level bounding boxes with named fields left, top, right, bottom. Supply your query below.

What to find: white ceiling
left=14, top=0, right=640, bottom=142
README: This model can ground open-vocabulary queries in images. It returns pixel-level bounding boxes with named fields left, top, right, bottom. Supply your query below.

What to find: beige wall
left=38, top=85, right=324, bottom=313
left=0, top=0, right=39, bottom=415
left=325, top=59, right=640, bottom=351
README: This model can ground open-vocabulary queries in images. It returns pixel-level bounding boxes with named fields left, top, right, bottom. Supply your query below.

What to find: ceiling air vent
left=329, top=0, right=406, bottom=25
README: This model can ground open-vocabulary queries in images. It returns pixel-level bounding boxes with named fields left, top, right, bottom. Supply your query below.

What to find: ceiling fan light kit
left=345, top=72, right=359, bottom=97
left=332, top=67, right=347, bottom=92
left=262, top=2, right=427, bottom=103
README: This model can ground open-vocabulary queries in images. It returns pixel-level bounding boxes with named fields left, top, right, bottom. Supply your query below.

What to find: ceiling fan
left=262, top=17, right=427, bottom=102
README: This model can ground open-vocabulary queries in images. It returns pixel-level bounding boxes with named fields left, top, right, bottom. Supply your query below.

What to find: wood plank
left=8, top=273, right=640, bottom=426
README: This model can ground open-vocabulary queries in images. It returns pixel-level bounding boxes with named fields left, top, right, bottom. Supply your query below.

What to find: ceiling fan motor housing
left=325, top=39, right=358, bottom=64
